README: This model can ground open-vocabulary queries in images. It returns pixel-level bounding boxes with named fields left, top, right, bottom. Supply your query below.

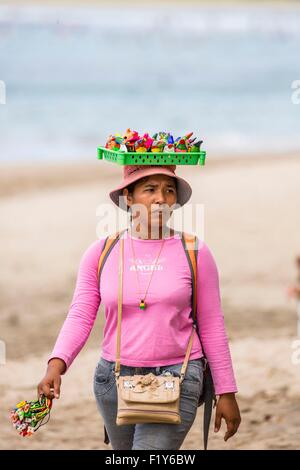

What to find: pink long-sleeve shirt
left=48, top=231, right=238, bottom=395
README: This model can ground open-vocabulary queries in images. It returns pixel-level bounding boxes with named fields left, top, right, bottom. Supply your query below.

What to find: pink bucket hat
left=109, top=165, right=192, bottom=211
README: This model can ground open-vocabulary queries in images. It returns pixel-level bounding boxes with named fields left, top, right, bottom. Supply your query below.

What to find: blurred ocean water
left=0, top=3, right=299, bottom=163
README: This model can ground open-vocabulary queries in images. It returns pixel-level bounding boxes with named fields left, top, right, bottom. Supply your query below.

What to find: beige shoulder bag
left=115, top=234, right=197, bottom=426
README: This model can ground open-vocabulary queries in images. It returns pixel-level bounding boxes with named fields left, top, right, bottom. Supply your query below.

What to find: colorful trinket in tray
left=98, top=129, right=206, bottom=166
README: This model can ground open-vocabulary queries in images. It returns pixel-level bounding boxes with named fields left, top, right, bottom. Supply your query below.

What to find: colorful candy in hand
left=9, top=395, right=52, bottom=437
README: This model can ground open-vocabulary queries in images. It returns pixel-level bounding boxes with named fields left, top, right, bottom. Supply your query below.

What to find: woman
left=37, top=164, right=241, bottom=450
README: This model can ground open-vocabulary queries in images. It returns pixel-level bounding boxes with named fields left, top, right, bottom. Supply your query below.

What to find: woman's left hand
left=214, top=392, right=241, bottom=441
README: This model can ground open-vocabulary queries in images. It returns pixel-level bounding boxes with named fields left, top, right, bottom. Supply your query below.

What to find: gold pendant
left=139, top=300, right=145, bottom=310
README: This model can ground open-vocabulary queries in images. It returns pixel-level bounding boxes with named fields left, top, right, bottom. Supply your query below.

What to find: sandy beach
left=1, top=153, right=300, bottom=450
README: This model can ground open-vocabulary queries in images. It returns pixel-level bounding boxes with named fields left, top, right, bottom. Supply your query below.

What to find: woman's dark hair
left=126, top=181, right=138, bottom=197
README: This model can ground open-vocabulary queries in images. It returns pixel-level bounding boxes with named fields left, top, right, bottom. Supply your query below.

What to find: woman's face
left=123, top=174, right=177, bottom=228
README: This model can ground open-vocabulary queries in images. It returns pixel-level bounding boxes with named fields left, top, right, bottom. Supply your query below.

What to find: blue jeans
left=93, top=356, right=204, bottom=450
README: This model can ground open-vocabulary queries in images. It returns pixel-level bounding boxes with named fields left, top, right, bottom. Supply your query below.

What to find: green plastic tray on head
left=97, top=147, right=206, bottom=166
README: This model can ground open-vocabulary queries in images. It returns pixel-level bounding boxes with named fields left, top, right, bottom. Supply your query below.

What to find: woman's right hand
left=37, top=358, right=66, bottom=400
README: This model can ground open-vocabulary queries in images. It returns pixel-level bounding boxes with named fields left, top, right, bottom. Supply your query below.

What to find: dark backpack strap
left=104, top=425, right=110, bottom=445
left=202, top=364, right=216, bottom=450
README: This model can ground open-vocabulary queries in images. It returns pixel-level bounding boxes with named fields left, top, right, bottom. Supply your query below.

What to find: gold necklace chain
left=129, top=229, right=166, bottom=310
